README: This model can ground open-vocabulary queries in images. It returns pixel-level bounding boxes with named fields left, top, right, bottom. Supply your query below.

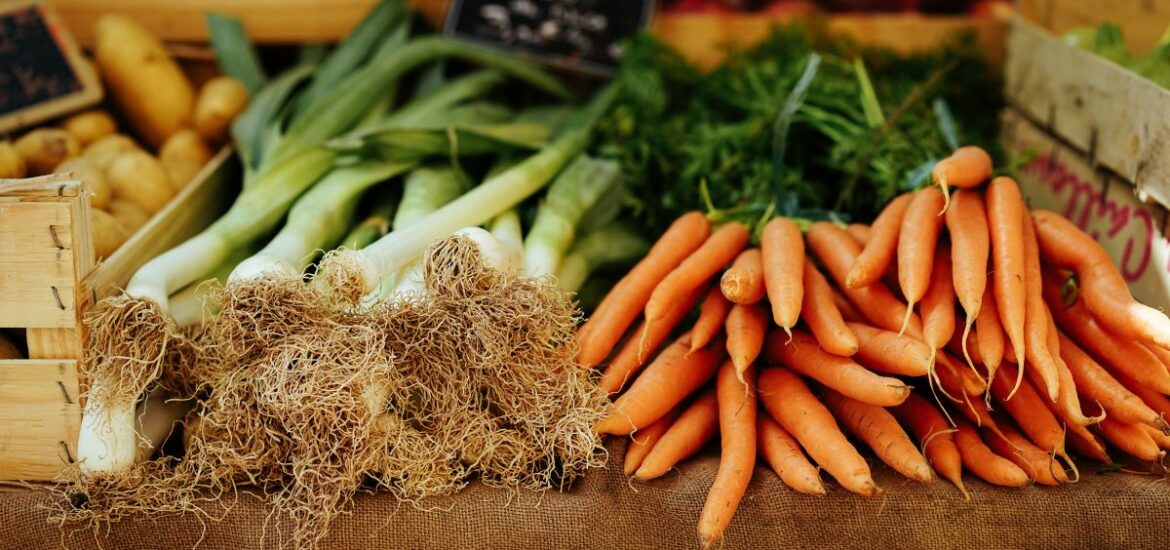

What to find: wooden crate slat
left=0, top=262, right=78, bottom=328
left=0, top=202, right=76, bottom=262
left=0, top=360, right=80, bottom=481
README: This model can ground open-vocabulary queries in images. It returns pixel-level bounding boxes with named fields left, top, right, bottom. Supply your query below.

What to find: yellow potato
left=108, top=200, right=151, bottom=233
left=106, top=150, right=174, bottom=215
left=61, top=110, right=118, bottom=146
left=94, top=15, right=196, bottom=148
left=159, top=129, right=212, bottom=190
left=55, top=157, right=112, bottom=210
left=0, top=142, right=26, bottom=179
left=15, top=128, right=81, bottom=175
left=0, top=331, right=22, bottom=360
left=193, top=76, right=248, bottom=144
left=91, top=207, right=130, bottom=259
left=84, top=133, right=141, bottom=172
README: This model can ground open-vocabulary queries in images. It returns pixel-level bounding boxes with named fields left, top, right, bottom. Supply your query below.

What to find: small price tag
left=0, top=1, right=102, bottom=134
left=443, top=0, right=655, bottom=77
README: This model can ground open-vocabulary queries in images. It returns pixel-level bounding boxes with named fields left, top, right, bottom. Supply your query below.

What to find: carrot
left=845, top=223, right=871, bottom=245
left=802, top=259, right=859, bottom=356
left=832, top=288, right=865, bottom=323
left=932, top=145, right=993, bottom=212
left=848, top=322, right=932, bottom=377
left=1143, top=343, right=1170, bottom=379
left=896, top=187, right=948, bottom=334
left=946, top=328, right=981, bottom=367
left=937, top=351, right=987, bottom=397
left=974, top=285, right=1006, bottom=384
left=808, top=222, right=923, bottom=337
left=945, top=189, right=990, bottom=371
left=1063, top=420, right=1112, bottom=463
left=578, top=211, right=710, bottom=367
left=1097, top=416, right=1165, bottom=462
left=697, top=360, right=756, bottom=549
left=1042, top=271, right=1170, bottom=394
left=1021, top=214, right=1060, bottom=401
left=765, top=330, right=911, bottom=407
left=720, top=248, right=766, bottom=305
left=892, top=393, right=967, bottom=498
left=989, top=364, right=1069, bottom=464
left=757, top=412, right=825, bottom=495
left=690, top=286, right=732, bottom=353
left=758, top=367, right=879, bottom=497
left=952, top=417, right=1029, bottom=487
left=1142, top=424, right=1170, bottom=449
left=759, top=217, right=804, bottom=334
left=1039, top=309, right=1102, bottom=427
left=726, top=303, right=768, bottom=385
left=986, top=176, right=1028, bottom=383
left=598, top=285, right=706, bottom=394
left=985, top=423, right=1067, bottom=486
left=595, top=332, right=726, bottom=435
left=935, top=359, right=999, bottom=434
left=623, top=405, right=682, bottom=476
left=644, top=221, right=749, bottom=332
left=634, top=388, right=719, bottom=480
left=823, top=389, right=933, bottom=482
left=846, top=193, right=913, bottom=289
left=920, top=244, right=956, bottom=362
left=1033, top=209, right=1170, bottom=350
left=1114, top=370, right=1170, bottom=422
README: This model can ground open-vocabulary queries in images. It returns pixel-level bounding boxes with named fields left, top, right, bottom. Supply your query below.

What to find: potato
left=94, top=15, right=196, bottom=148
left=0, top=142, right=26, bottom=179
left=109, top=200, right=151, bottom=233
left=91, top=208, right=130, bottom=259
left=55, top=157, right=112, bottom=210
left=106, top=150, right=174, bottom=214
left=193, top=76, right=248, bottom=144
left=0, top=331, right=22, bottom=360
left=61, top=110, right=118, bottom=146
left=15, top=128, right=81, bottom=175
left=83, top=133, right=141, bottom=172
left=159, top=129, right=212, bottom=190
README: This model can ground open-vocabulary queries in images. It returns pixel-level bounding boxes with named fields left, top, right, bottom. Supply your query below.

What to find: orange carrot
left=1141, top=424, right=1170, bottom=449
left=1097, top=416, right=1165, bottom=462
left=1064, top=421, right=1112, bottom=464
left=920, top=244, right=956, bottom=362
left=690, top=286, right=732, bottom=353
left=635, top=388, right=719, bottom=480
left=989, top=364, right=1069, bottom=463
left=595, top=332, right=726, bottom=435
left=807, top=222, right=923, bottom=337
left=946, top=328, right=982, bottom=367
left=896, top=187, right=948, bottom=334
left=1039, top=309, right=1102, bottom=427
left=1033, top=209, right=1170, bottom=350
left=952, top=417, right=1029, bottom=487
left=758, top=367, right=879, bottom=497
left=720, top=248, right=766, bottom=305
left=765, top=330, right=911, bottom=407
left=623, top=405, right=682, bottom=476
left=1043, top=272, right=1170, bottom=394
left=645, top=222, right=750, bottom=332
left=892, top=393, right=967, bottom=498
left=945, top=189, right=990, bottom=370
left=932, top=145, right=992, bottom=212
left=757, top=412, right=825, bottom=495
left=848, top=322, right=932, bottom=377
left=599, top=285, right=706, bottom=394
left=975, top=285, right=1006, bottom=384
left=986, top=176, right=1028, bottom=382
left=759, top=217, right=804, bottom=334
left=845, top=223, right=871, bottom=245
left=985, top=424, right=1067, bottom=486
left=937, top=351, right=987, bottom=396
left=822, top=389, right=933, bottom=482
left=1115, top=370, right=1170, bottom=423
left=1143, top=344, right=1170, bottom=379
left=727, top=303, right=768, bottom=385
left=1021, top=214, right=1060, bottom=400
left=832, top=288, right=865, bottom=324
left=578, top=211, right=710, bottom=367
left=697, top=361, right=756, bottom=549
left=846, top=193, right=913, bottom=289
left=801, top=259, right=859, bottom=356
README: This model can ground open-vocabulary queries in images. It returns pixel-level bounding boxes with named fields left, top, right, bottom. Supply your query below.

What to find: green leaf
left=205, top=12, right=266, bottom=94
left=854, top=57, right=884, bottom=128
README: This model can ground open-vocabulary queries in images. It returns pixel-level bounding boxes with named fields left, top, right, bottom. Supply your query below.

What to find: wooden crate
left=0, top=149, right=238, bottom=481
left=1004, top=14, right=1170, bottom=210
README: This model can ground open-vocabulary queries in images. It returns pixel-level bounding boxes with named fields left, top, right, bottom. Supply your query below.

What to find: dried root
left=83, top=296, right=172, bottom=405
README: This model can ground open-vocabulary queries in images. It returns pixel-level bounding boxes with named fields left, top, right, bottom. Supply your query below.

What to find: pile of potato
left=0, top=15, right=247, bottom=260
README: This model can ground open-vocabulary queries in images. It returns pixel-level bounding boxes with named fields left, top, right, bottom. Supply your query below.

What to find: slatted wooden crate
left=0, top=149, right=237, bottom=481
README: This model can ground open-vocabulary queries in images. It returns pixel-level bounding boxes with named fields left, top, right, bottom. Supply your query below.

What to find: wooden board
left=1018, top=0, right=1170, bottom=55
left=1004, top=14, right=1170, bottom=211
left=0, top=360, right=80, bottom=481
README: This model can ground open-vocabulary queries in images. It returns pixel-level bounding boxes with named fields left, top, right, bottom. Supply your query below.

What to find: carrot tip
left=937, top=178, right=951, bottom=216
left=898, top=303, right=915, bottom=337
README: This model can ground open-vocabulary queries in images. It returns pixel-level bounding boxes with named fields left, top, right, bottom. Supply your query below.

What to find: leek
left=340, top=187, right=401, bottom=249
left=489, top=209, right=524, bottom=257
left=392, top=167, right=472, bottom=230
left=522, top=155, right=621, bottom=276
left=555, top=225, right=650, bottom=293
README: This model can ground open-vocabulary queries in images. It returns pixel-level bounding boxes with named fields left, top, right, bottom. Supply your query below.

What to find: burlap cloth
left=2, top=440, right=1167, bottom=549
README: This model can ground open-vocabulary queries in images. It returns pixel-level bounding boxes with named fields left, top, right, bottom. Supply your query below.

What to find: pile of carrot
left=577, top=145, right=1170, bottom=548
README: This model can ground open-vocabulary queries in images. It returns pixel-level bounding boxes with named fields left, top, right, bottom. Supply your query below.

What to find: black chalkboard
left=443, top=0, right=655, bottom=77
left=0, top=2, right=101, bottom=133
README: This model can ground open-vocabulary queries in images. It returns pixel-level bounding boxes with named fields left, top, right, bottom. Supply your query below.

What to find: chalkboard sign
left=0, top=2, right=102, bottom=134
left=443, top=0, right=655, bottom=77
